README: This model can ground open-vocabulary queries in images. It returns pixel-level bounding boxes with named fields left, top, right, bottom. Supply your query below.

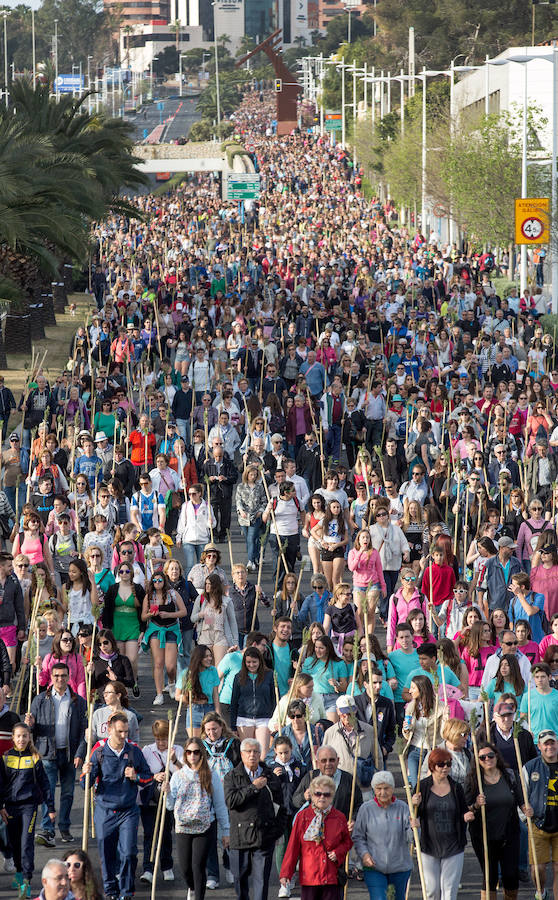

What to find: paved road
left=24, top=519, right=531, bottom=900
left=127, top=95, right=200, bottom=144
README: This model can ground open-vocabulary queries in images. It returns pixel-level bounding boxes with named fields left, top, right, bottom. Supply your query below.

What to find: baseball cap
left=336, top=695, right=356, bottom=714
left=539, top=730, right=558, bottom=743
left=498, top=536, right=517, bottom=549
left=9, top=433, right=19, bottom=441
left=494, top=700, right=515, bottom=715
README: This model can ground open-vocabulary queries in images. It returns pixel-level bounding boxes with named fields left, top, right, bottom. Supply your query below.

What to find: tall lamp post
left=2, top=11, right=8, bottom=107
left=211, top=2, right=221, bottom=134
left=149, top=56, right=158, bottom=101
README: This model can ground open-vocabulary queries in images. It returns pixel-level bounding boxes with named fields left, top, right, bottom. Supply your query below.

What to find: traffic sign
left=55, top=74, right=83, bottom=93
left=225, top=173, right=260, bottom=201
left=515, top=197, right=550, bottom=244
left=157, top=101, right=164, bottom=111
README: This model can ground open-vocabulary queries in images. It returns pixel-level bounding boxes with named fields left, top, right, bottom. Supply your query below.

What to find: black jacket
left=382, top=453, right=407, bottom=487
left=477, top=721, right=538, bottom=770
left=292, top=767, right=363, bottom=820
left=202, top=454, right=238, bottom=499
left=0, top=748, right=54, bottom=810
left=0, top=638, right=11, bottom=687
left=171, top=388, right=194, bottom=420
left=230, top=670, right=275, bottom=728
left=30, top=687, right=87, bottom=761
left=416, top=775, right=468, bottom=854
left=0, top=574, right=24, bottom=632
left=109, top=458, right=137, bottom=497
left=229, top=582, right=266, bottom=635
left=224, top=761, right=286, bottom=850
left=464, top=767, right=523, bottom=843
left=295, top=444, right=322, bottom=493
left=355, top=692, right=396, bottom=756
left=89, top=653, right=134, bottom=691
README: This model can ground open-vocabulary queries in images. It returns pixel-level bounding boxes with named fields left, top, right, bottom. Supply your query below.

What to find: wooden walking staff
left=437, top=648, right=448, bottom=706
left=350, top=632, right=359, bottom=697
left=395, top=734, right=428, bottom=900
left=82, top=680, right=97, bottom=851
left=261, top=477, right=291, bottom=578
left=273, top=672, right=282, bottom=736
left=151, top=711, right=176, bottom=900
left=290, top=560, right=306, bottom=621
left=305, top=704, right=317, bottom=770
left=204, top=476, right=215, bottom=543
left=362, top=595, right=380, bottom=768
left=469, top=709, right=490, bottom=897
left=342, top=735, right=361, bottom=900
left=281, top=639, right=306, bottom=729
left=250, top=524, right=269, bottom=632
left=513, top=721, right=543, bottom=899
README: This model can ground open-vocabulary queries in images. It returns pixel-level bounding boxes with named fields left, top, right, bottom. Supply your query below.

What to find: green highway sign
left=226, top=174, right=261, bottom=200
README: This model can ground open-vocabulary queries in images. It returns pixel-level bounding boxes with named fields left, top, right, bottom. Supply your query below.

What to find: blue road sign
left=55, top=75, right=83, bottom=93
left=143, top=129, right=148, bottom=139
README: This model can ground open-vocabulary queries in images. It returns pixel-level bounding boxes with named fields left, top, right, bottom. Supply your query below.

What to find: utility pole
left=54, top=19, right=59, bottom=101
left=2, top=11, right=8, bottom=107
left=31, top=8, right=36, bottom=85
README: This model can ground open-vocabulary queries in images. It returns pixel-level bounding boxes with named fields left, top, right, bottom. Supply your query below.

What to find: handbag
left=337, top=868, right=348, bottom=887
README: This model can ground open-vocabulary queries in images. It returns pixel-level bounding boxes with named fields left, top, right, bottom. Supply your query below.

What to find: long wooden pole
left=513, top=731, right=543, bottom=898
left=397, top=753, right=428, bottom=900
left=342, top=735, right=361, bottom=900
left=470, top=711, right=490, bottom=896
left=363, top=597, right=380, bottom=768
left=151, top=712, right=176, bottom=900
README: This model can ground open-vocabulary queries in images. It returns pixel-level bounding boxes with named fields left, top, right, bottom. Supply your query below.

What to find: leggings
left=176, top=819, right=217, bottom=900
left=471, top=832, right=520, bottom=891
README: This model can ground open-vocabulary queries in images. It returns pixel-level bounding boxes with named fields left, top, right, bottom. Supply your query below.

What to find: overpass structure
left=134, top=141, right=256, bottom=175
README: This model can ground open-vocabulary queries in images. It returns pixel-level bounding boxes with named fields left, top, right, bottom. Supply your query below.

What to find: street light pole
left=552, top=45, right=558, bottom=312
left=87, top=55, right=92, bottom=114
left=521, top=56, right=528, bottom=295
left=31, top=8, right=36, bottom=85
left=54, top=19, right=58, bottom=101
left=211, top=2, right=221, bottom=135
left=2, top=11, right=8, bottom=108
left=421, top=66, right=427, bottom=236
left=341, top=58, right=345, bottom=148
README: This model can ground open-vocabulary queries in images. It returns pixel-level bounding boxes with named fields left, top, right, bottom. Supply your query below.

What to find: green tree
left=153, top=46, right=179, bottom=76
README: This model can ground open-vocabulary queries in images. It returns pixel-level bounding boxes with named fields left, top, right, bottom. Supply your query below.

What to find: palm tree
left=169, top=19, right=181, bottom=52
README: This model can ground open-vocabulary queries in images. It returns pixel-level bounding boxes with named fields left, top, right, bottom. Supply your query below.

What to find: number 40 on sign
left=515, top=197, right=550, bottom=244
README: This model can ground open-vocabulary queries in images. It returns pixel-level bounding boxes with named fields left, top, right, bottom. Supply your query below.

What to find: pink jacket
left=387, top=588, right=427, bottom=650
left=347, top=548, right=386, bottom=592
left=39, top=652, right=86, bottom=698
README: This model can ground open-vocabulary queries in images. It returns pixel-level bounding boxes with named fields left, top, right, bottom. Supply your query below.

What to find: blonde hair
left=333, top=583, right=352, bottom=604
left=442, top=717, right=471, bottom=745
left=232, top=563, right=247, bottom=574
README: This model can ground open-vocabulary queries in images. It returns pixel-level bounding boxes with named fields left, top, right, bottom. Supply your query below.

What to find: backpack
left=174, top=775, right=213, bottom=833
left=272, top=495, right=301, bottom=513
left=395, top=416, right=407, bottom=440
left=404, top=441, right=417, bottom=463
left=203, top=738, right=234, bottom=781
left=524, top=520, right=547, bottom=552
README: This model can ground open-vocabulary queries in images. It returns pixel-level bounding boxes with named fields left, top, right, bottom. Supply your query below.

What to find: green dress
left=112, top=591, right=140, bottom=641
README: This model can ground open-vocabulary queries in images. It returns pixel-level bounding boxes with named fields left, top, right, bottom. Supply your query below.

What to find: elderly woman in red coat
left=279, top=774, right=352, bottom=900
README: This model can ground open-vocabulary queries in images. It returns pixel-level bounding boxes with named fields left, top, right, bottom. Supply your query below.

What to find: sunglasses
left=119, top=568, right=131, bottom=575
left=60, top=637, right=73, bottom=643
left=65, top=861, right=83, bottom=870
left=99, top=640, right=111, bottom=647
left=152, top=577, right=164, bottom=583
left=403, top=576, right=416, bottom=582
left=313, top=791, right=332, bottom=798
left=290, top=713, right=304, bottom=719
left=502, top=640, right=518, bottom=646
left=435, top=761, right=452, bottom=769
left=479, top=753, right=496, bottom=761
left=186, top=749, right=201, bottom=756
left=376, top=511, right=388, bottom=517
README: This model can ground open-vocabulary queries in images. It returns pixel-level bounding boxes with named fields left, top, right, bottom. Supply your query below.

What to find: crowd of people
left=0, top=87, right=557, bottom=900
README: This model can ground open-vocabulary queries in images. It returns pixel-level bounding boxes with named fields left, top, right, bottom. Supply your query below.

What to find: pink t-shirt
left=539, top=634, right=558, bottom=656
left=462, top=644, right=497, bottom=687
left=518, top=640, right=541, bottom=665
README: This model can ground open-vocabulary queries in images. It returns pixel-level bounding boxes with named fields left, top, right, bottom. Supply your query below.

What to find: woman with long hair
left=402, top=500, right=424, bottom=575
left=62, top=849, right=104, bottom=900
left=141, top=571, right=187, bottom=706
left=453, top=606, right=482, bottom=650
left=515, top=620, right=541, bottom=665
left=30, top=564, right=63, bottom=619
left=230, top=647, right=275, bottom=753
left=39, top=628, right=86, bottom=697
left=235, top=466, right=267, bottom=572
left=464, top=742, right=530, bottom=899
left=489, top=608, right=510, bottom=645
left=103, top=562, right=145, bottom=688
left=165, top=737, right=229, bottom=900
left=0, top=723, right=54, bottom=895
left=200, top=713, right=241, bottom=890
left=403, top=675, right=447, bottom=788
left=179, top=645, right=221, bottom=737
left=275, top=572, right=303, bottom=650
left=64, top=558, right=98, bottom=635
left=302, top=493, right=327, bottom=576
left=87, top=629, right=134, bottom=693
left=407, top=609, right=434, bottom=649
left=461, top=621, right=497, bottom=700
left=348, top=529, right=385, bottom=631
left=89, top=680, right=139, bottom=744
left=191, top=573, right=238, bottom=667
left=485, top=654, right=526, bottom=705
left=310, top=499, right=348, bottom=590
left=301, top=635, right=347, bottom=723
left=12, top=511, right=54, bottom=570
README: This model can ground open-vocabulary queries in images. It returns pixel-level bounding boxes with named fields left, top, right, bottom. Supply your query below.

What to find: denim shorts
left=322, top=691, right=339, bottom=712
left=190, top=702, right=214, bottom=729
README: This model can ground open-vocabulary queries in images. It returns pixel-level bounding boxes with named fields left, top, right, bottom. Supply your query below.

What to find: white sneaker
left=162, top=869, right=174, bottom=881
left=207, top=879, right=219, bottom=890
left=246, top=561, right=256, bottom=572
left=3, top=857, right=15, bottom=874
left=167, top=683, right=176, bottom=696
left=140, top=871, right=153, bottom=883
left=187, top=891, right=194, bottom=900
left=225, top=869, right=235, bottom=885
left=278, top=884, right=291, bottom=898
left=153, top=693, right=164, bottom=706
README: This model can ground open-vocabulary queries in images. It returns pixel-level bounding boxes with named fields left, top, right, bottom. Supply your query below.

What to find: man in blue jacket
left=522, top=729, right=558, bottom=896
left=81, top=713, right=153, bottom=900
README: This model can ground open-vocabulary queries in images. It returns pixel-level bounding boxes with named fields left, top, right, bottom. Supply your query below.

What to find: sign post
left=54, top=74, right=84, bottom=94
left=224, top=173, right=260, bottom=201
left=515, top=197, right=550, bottom=244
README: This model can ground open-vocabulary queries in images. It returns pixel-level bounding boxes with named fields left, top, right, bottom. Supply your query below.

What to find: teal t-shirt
left=302, top=657, right=346, bottom=694
left=520, top=688, right=558, bottom=740
left=388, top=649, right=419, bottom=702
left=485, top=678, right=524, bottom=706
left=342, top=658, right=396, bottom=702
left=273, top=643, right=292, bottom=696
left=179, top=665, right=220, bottom=704
left=404, top=664, right=460, bottom=690
left=217, top=651, right=242, bottom=704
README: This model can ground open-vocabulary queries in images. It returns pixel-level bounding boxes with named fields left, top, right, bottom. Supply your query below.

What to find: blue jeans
left=406, top=745, right=422, bottom=790
left=175, top=418, right=191, bottom=445
left=183, top=542, right=203, bottom=574
left=3, top=486, right=18, bottom=521
left=241, top=522, right=262, bottom=565
left=177, top=629, right=194, bottom=684
left=41, top=751, right=76, bottom=833
left=363, top=868, right=411, bottom=900
left=324, top=423, right=342, bottom=463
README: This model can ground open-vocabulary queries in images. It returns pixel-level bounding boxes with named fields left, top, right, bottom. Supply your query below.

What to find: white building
left=121, top=22, right=207, bottom=73
left=453, top=45, right=555, bottom=153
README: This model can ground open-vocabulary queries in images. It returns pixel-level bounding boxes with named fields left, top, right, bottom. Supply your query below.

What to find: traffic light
left=275, top=78, right=282, bottom=92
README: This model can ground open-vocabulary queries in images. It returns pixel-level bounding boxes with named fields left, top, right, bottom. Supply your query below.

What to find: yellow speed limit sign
left=515, top=197, right=550, bottom=244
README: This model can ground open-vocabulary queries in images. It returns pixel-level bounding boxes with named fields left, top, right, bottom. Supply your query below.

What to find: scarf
left=303, top=802, right=332, bottom=843
left=99, top=650, right=117, bottom=662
